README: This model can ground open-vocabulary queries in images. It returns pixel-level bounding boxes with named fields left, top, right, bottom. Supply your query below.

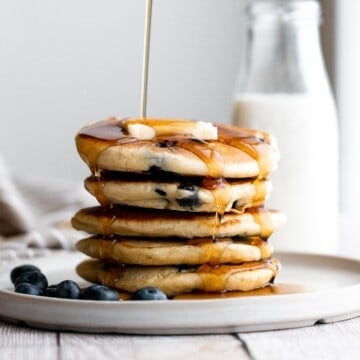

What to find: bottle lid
left=246, top=0, right=321, bottom=23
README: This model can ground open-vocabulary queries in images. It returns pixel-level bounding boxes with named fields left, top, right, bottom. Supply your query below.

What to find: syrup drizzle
left=76, top=118, right=284, bottom=297
left=196, top=259, right=279, bottom=292
left=252, top=178, right=267, bottom=206
left=201, top=177, right=233, bottom=238
left=217, top=124, right=273, bottom=179
left=99, top=211, right=117, bottom=238
left=246, top=207, right=276, bottom=238
left=92, top=236, right=271, bottom=266
left=177, top=140, right=224, bottom=178
left=99, top=238, right=119, bottom=259
left=76, top=117, right=136, bottom=175
left=85, top=177, right=110, bottom=205
left=77, top=205, right=280, bottom=239
left=76, top=118, right=275, bottom=238
left=96, top=259, right=281, bottom=296
left=76, top=118, right=274, bottom=180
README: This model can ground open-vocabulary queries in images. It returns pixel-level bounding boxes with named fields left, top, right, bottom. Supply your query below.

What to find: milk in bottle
left=233, top=0, right=339, bottom=254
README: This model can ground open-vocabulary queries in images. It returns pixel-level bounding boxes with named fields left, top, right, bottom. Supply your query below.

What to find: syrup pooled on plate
left=114, top=283, right=314, bottom=301
left=173, top=283, right=314, bottom=300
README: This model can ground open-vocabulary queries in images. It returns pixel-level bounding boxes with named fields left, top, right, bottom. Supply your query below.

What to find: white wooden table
left=1, top=317, right=359, bottom=360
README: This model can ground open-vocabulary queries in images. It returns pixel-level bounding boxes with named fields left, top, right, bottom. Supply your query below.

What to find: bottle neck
left=238, top=19, right=330, bottom=94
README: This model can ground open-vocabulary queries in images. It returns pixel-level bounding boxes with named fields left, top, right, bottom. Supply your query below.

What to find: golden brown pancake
left=71, top=205, right=286, bottom=239
left=73, top=117, right=285, bottom=297
left=76, top=117, right=279, bottom=179
left=76, top=236, right=273, bottom=265
left=76, top=258, right=281, bottom=296
left=84, top=175, right=271, bottom=212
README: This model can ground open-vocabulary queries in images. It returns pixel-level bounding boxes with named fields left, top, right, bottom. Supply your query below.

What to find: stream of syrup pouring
left=75, top=0, right=309, bottom=297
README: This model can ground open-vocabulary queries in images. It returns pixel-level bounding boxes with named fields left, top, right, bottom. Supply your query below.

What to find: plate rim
left=0, top=250, right=359, bottom=334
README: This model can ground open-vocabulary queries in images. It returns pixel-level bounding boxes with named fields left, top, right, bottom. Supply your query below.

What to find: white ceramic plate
left=0, top=251, right=359, bottom=334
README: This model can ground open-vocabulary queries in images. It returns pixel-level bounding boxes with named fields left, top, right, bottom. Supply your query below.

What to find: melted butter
left=123, top=118, right=199, bottom=137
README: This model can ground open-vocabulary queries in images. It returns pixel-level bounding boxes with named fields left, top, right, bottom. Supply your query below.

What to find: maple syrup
left=173, top=283, right=313, bottom=300
left=76, top=118, right=273, bottom=180
left=217, top=124, right=273, bottom=179
left=85, top=176, right=110, bottom=205
left=196, top=258, right=279, bottom=292
left=75, top=118, right=285, bottom=299
left=76, top=117, right=137, bottom=175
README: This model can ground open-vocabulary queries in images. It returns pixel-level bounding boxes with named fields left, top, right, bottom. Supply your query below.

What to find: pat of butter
left=126, top=123, right=156, bottom=140
left=125, top=119, right=218, bottom=140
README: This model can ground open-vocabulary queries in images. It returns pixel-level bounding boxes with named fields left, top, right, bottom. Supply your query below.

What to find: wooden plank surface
left=0, top=320, right=249, bottom=360
left=240, top=316, right=360, bottom=360
left=2, top=317, right=360, bottom=360
left=59, top=333, right=250, bottom=360
left=0, top=320, right=58, bottom=360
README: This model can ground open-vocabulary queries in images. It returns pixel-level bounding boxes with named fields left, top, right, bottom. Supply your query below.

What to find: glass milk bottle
left=233, top=0, right=339, bottom=254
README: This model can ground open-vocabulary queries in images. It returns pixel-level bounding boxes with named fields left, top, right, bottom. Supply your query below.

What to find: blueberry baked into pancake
left=72, top=117, right=285, bottom=298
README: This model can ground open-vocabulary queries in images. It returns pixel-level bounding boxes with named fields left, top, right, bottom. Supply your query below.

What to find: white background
left=1, top=0, right=359, bottom=218
left=0, top=0, right=244, bottom=181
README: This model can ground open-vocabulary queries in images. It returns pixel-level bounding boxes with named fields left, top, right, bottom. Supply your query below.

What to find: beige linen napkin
left=0, top=155, right=93, bottom=262
left=0, top=154, right=33, bottom=237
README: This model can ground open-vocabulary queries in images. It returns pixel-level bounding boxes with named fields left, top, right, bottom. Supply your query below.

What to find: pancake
left=85, top=175, right=271, bottom=212
left=71, top=205, right=286, bottom=239
left=76, top=117, right=279, bottom=179
left=76, top=258, right=281, bottom=296
left=76, top=236, right=273, bottom=265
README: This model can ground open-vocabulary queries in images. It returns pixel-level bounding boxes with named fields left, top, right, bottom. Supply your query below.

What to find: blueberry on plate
left=10, top=264, right=41, bottom=284
left=15, top=283, right=42, bottom=296
left=42, top=285, right=58, bottom=298
left=131, top=287, right=168, bottom=301
left=14, top=271, right=48, bottom=291
left=55, top=280, right=81, bottom=299
left=81, top=285, right=119, bottom=301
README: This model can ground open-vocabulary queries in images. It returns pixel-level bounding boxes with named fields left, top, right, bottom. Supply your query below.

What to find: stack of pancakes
left=72, top=117, right=286, bottom=297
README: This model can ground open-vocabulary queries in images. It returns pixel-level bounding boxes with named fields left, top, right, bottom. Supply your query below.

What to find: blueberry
left=14, top=271, right=48, bottom=291
left=155, top=188, right=167, bottom=196
left=43, top=285, right=58, bottom=298
left=131, top=287, right=168, bottom=301
left=15, top=283, right=42, bottom=296
left=55, top=280, right=81, bottom=299
left=81, top=285, right=119, bottom=301
left=176, top=194, right=200, bottom=210
left=10, top=264, right=41, bottom=284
